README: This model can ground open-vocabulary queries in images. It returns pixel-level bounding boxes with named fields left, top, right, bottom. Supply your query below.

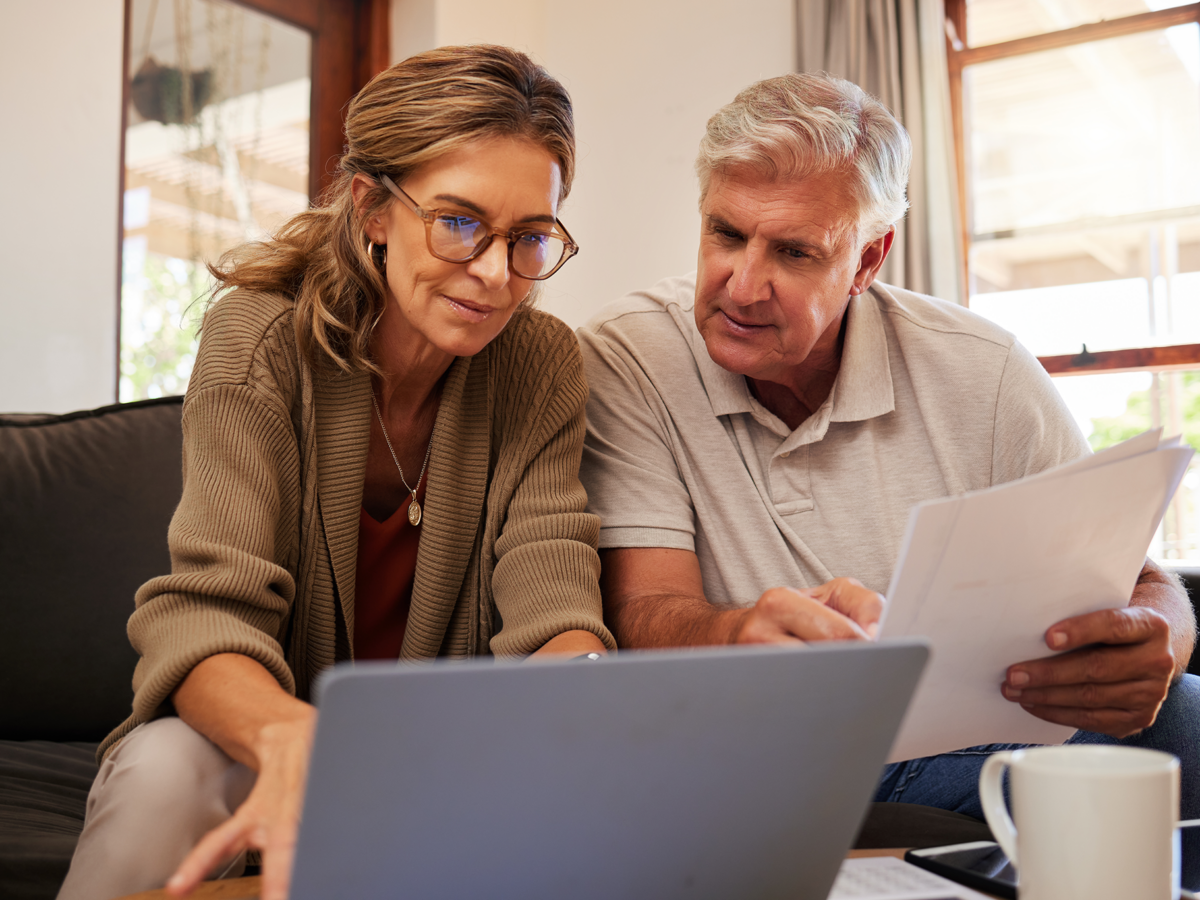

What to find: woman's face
left=362, top=136, right=562, bottom=362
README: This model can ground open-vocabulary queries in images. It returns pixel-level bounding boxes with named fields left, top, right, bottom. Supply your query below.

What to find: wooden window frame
left=116, top=0, right=390, bottom=395
left=944, top=0, right=1200, bottom=376
left=226, top=0, right=390, bottom=200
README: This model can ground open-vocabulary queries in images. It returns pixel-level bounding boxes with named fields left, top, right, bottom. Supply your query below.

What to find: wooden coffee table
left=118, top=879, right=261, bottom=900
left=115, top=850, right=913, bottom=899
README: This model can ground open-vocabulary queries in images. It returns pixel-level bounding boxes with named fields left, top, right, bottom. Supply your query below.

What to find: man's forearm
left=600, top=547, right=746, bottom=649
left=607, top=592, right=746, bottom=649
left=599, top=548, right=880, bottom=648
left=1134, top=560, right=1197, bottom=680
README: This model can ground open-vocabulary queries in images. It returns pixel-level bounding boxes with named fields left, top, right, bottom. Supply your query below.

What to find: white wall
left=0, top=2, right=790, bottom=414
left=0, top=2, right=125, bottom=413
left=390, top=0, right=796, bottom=329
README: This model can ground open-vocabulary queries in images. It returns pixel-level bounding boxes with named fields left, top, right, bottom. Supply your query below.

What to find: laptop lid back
left=291, top=640, right=928, bottom=900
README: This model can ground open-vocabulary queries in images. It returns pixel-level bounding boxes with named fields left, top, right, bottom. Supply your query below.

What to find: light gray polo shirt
left=578, top=273, right=1090, bottom=602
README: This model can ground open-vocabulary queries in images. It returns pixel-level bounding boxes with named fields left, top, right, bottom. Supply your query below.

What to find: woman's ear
left=350, top=173, right=388, bottom=245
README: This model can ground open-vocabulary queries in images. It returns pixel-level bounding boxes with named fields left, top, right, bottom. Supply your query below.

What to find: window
left=947, top=0, right=1200, bottom=559
left=118, top=0, right=387, bottom=401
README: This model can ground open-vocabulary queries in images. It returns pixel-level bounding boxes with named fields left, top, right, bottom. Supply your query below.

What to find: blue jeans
left=875, top=674, right=1200, bottom=881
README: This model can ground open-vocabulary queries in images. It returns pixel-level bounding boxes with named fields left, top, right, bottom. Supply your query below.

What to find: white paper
left=1022, top=427, right=1161, bottom=484
left=880, top=433, right=1193, bottom=763
left=828, top=856, right=992, bottom=899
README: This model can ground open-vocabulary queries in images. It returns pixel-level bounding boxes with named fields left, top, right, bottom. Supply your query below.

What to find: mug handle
left=979, top=751, right=1019, bottom=867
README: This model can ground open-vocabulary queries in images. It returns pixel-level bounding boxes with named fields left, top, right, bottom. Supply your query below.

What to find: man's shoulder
left=581, top=274, right=696, bottom=337
left=871, top=282, right=1018, bottom=353
left=579, top=273, right=702, bottom=367
left=871, top=283, right=1089, bottom=479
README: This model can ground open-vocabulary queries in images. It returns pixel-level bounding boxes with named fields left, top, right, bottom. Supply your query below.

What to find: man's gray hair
left=696, top=72, right=911, bottom=240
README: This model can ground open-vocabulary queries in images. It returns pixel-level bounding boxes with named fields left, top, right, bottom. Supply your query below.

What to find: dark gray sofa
left=2, top=395, right=1197, bottom=897
left=0, top=397, right=183, bottom=900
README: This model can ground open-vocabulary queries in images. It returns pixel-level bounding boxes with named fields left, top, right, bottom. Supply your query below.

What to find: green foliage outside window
left=1089, top=373, right=1200, bottom=558
left=1089, top=374, right=1200, bottom=452
left=119, top=253, right=209, bottom=402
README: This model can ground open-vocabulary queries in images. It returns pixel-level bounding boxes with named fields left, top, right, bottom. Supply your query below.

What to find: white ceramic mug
left=979, top=745, right=1180, bottom=900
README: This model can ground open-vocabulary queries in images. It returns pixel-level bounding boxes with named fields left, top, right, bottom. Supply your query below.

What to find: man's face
left=694, top=167, right=886, bottom=388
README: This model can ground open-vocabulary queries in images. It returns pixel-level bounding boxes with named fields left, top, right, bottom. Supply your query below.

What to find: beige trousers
left=56, top=717, right=256, bottom=900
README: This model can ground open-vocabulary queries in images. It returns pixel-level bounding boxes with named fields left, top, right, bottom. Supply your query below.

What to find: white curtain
left=796, top=0, right=963, bottom=304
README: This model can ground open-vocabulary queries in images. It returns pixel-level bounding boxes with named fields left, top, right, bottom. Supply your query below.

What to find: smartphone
left=904, top=840, right=1017, bottom=899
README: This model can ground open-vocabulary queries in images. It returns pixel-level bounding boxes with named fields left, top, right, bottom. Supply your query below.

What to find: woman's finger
left=165, top=815, right=249, bottom=897
left=259, top=828, right=297, bottom=900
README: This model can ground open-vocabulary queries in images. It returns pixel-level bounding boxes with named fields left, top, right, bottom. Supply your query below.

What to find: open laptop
left=290, top=639, right=929, bottom=900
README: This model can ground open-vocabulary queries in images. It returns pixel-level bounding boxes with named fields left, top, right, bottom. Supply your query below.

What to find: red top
left=353, top=481, right=425, bottom=660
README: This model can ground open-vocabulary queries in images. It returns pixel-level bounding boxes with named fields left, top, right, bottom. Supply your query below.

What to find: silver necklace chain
left=371, top=392, right=433, bottom=527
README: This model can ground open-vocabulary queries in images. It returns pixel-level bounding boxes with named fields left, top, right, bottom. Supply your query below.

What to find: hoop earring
left=366, top=241, right=387, bottom=268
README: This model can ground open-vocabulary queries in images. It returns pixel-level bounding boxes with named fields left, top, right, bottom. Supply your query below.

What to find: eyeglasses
left=378, top=174, right=579, bottom=281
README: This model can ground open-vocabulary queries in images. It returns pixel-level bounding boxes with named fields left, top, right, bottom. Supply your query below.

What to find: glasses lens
left=511, top=231, right=567, bottom=279
left=430, top=214, right=487, bottom=260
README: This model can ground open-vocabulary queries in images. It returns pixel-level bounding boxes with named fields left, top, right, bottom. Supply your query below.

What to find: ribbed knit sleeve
left=486, top=311, right=616, bottom=656
left=119, top=293, right=304, bottom=736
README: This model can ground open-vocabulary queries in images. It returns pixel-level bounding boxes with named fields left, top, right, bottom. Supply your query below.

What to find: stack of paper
left=829, top=856, right=992, bottom=899
left=880, top=430, right=1193, bottom=763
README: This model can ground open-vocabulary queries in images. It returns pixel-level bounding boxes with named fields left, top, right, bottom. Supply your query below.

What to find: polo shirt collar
left=688, top=315, right=755, bottom=418
left=829, top=286, right=895, bottom=423
left=687, top=285, right=895, bottom=425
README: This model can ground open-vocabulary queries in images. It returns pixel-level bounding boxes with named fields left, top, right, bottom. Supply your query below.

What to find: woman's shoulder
left=483, top=307, right=587, bottom=434
left=489, top=306, right=581, bottom=379
left=189, top=289, right=301, bottom=395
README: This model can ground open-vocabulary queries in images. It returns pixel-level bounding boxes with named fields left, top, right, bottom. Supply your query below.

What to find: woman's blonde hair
left=208, top=44, right=576, bottom=374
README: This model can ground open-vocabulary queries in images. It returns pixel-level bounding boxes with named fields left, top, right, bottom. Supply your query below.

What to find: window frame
left=229, top=0, right=390, bottom=201
left=115, top=0, right=390, bottom=395
left=944, top=0, right=1200, bottom=376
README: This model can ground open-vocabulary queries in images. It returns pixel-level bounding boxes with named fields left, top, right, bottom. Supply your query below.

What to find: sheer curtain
left=796, top=0, right=962, bottom=304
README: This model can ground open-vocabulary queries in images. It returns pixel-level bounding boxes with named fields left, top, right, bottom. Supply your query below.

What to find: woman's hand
left=166, top=714, right=315, bottom=900
left=166, top=654, right=317, bottom=900
left=529, top=629, right=609, bottom=659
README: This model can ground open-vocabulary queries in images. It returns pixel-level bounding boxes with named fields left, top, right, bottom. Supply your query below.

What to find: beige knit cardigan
left=100, top=291, right=614, bottom=758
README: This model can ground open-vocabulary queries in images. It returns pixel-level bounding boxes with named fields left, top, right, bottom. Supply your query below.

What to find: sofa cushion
left=0, top=397, right=183, bottom=740
left=0, top=741, right=96, bottom=900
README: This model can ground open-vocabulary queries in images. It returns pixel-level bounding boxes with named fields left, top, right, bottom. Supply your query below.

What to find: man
left=578, top=72, right=1199, bottom=822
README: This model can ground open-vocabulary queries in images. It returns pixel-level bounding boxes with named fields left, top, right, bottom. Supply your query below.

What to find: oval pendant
left=408, top=498, right=422, bottom=527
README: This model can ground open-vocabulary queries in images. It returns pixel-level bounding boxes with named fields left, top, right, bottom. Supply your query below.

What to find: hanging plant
left=130, top=56, right=213, bottom=125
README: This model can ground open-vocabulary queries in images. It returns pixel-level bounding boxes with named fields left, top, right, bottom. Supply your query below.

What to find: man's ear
left=351, top=173, right=388, bottom=245
left=850, top=226, right=895, bottom=295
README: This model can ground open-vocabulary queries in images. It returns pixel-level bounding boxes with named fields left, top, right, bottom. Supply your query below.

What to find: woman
left=58, top=45, right=614, bottom=900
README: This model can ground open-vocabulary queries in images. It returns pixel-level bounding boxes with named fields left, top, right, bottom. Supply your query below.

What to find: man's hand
left=1002, top=606, right=1173, bottom=737
left=600, top=547, right=882, bottom=648
left=734, top=578, right=883, bottom=644
left=1001, top=560, right=1193, bottom=738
